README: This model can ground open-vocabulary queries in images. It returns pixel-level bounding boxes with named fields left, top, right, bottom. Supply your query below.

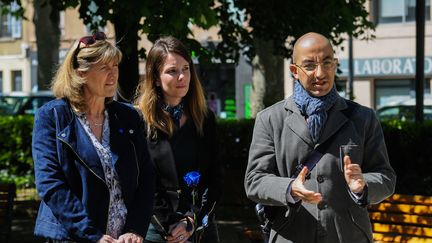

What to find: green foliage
left=0, top=0, right=26, bottom=19
left=0, top=115, right=34, bottom=187
left=234, top=0, right=375, bottom=59
left=218, top=119, right=432, bottom=196
left=5, top=0, right=248, bottom=100
left=67, top=0, right=236, bottom=63
left=381, top=120, right=432, bottom=195
left=1, top=115, right=431, bottom=196
left=217, top=119, right=255, bottom=170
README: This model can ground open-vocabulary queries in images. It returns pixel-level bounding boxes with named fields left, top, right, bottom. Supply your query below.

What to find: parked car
left=376, top=105, right=432, bottom=121
left=0, top=91, right=55, bottom=115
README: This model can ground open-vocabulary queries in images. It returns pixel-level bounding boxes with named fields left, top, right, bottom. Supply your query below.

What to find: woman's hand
left=117, top=232, right=143, bottom=243
left=97, top=235, right=117, bottom=243
left=165, top=218, right=193, bottom=243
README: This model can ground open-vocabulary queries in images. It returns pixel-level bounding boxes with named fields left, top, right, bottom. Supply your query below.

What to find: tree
left=59, top=0, right=246, bottom=102
left=1, top=0, right=72, bottom=91
left=234, top=0, right=375, bottom=117
left=33, top=0, right=60, bottom=90
left=0, top=0, right=63, bottom=91
left=2, top=0, right=247, bottom=101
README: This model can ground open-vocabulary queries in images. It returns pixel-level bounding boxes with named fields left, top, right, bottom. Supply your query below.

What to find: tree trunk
left=112, top=16, right=140, bottom=103
left=33, top=0, right=60, bottom=91
left=250, top=38, right=284, bottom=118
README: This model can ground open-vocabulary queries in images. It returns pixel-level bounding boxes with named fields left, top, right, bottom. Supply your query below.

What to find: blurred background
left=0, top=0, right=432, bottom=242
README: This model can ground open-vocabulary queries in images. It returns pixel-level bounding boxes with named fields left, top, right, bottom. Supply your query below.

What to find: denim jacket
left=32, top=99, right=155, bottom=242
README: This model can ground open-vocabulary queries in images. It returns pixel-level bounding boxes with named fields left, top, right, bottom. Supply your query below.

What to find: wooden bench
left=0, top=183, right=16, bottom=243
left=244, top=193, right=432, bottom=243
left=243, top=227, right=264, bottom=243
left=368, top=193, right=432, bottom=242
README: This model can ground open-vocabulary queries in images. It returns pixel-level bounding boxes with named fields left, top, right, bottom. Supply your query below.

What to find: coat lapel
left=57, top=115, right=106, bottom=182
left=147, top=136, right=179, bottom=190
left=317, top=98, right=349, bottom=146
left=107, top=106, right=129, bottom=168
left=284, top=98, right=314, bottom=147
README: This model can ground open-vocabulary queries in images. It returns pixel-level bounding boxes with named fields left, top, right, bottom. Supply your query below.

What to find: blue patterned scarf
left=293, top=80, right=339, bottom=143
left=162, top=101, right=184, bottom=127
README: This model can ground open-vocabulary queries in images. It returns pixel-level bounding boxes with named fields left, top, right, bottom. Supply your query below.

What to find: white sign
left=339, top=57, right=432, bottom=77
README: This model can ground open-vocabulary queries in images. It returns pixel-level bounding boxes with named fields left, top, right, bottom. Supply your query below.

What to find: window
left=60, top=11, right=65, bottom=36
left=0, top=1, right=22, bottom=38
left=375, top=79, right=431, bottom=109
left=378, top=0, right=431, bottom=24
left=11, top=70, right=22, bottom=91
left=196, top=62, right=236, bottom=119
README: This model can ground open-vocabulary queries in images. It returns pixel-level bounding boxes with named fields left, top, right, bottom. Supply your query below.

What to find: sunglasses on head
left=72, top=32, right=107, bottom=69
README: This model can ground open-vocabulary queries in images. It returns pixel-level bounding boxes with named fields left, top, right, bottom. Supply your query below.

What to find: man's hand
left=344, top=155, right=366, bottom=194
left=165, top=219, right=193, bottom=243
left=291, top=166, right=322, bottom=204
left=117, top=232, right=143, bottom=243
left=97, top=235, right=117, bottom=243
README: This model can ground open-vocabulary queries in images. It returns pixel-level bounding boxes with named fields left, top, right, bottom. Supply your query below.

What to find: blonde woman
left=33, top=32, right=154, bottom=243
left=136, top=36, right=223, bottom=243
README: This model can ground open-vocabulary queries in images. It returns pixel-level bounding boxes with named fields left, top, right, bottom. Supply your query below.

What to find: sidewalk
left=8, top=168, right=261, bottom=243
left=216, top=204, right=261, bottom=243
left=9, top=202, right=260, bottom=243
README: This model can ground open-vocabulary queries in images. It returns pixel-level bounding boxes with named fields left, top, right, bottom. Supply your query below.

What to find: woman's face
left=158, top=53, right=190, bottom=106
left=82, top=61, right=119, bottom=99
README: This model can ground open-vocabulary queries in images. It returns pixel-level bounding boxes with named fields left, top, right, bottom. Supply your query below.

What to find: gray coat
left=244, top=96, right=396, bottom=243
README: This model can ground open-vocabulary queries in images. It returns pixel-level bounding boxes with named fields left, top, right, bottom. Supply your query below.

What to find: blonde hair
left=51, top=38, right=122, bottom=112
left=136, top=36, right=207, bottom=139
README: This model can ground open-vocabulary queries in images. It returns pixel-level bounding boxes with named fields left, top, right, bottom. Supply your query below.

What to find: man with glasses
left=245, top=32, right=396, bottom=243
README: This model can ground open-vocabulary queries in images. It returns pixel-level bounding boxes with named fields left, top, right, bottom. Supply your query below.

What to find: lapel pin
left=129, top=129, right=134, bottom=134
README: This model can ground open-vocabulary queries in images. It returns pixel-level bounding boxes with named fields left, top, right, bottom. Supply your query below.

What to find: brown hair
left=136, top=36, right=207, bottom=139
left=51, top=37, right=122, bottom=112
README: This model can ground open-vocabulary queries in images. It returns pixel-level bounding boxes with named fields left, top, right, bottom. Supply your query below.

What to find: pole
left=347, top=35, right=354, bottom=100
left=415, top=0, right=425, bottom=123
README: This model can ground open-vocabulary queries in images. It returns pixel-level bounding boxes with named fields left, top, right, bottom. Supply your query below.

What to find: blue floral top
left=77, top=110, right=127, bottom=239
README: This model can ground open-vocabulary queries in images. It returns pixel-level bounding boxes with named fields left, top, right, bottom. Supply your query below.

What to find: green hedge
left=216, top=119, right=255, bottom=170
left=1, top=116, right=431, bottom=195
left=0, top=115, right=34, bottom=187
left=381, top=120, right=432, bottom=195
left=216, top=119, right=432, bottom=196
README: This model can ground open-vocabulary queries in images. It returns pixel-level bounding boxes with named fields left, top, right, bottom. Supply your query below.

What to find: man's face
left=290, top=37, right=337, bottom=97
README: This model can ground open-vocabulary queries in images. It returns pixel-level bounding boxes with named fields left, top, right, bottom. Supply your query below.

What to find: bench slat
left=243, top=228, right=263, bottom=241
left=369, top=212, right=432, bottom=227
left=385, top=194, right=432, bottom=206
left=0, top=184, right=13, bottom=191
left=0, top=183, right=15, bottom=242
left=369, top=202, right=432, bottom=216
left=372, top=222, right=432, bottom=238
left=0, top=194, right=11, bottom=200
left=373, top=232, right=432, bottom=243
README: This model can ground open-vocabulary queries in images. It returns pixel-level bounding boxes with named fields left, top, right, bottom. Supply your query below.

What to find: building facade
left=335, top=0, right=432, bottom=109
left=0, top=0, right=116, bottom=93
left=1, top=0, right=430, bottom=117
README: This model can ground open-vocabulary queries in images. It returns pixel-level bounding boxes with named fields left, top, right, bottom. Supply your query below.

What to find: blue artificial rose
left=183, top=171, right=201, bottom=187
left=202, top=214, right=209, bottom=227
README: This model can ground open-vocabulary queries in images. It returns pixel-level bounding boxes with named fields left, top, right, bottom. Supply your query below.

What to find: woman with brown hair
left=136, top=36, right=223, bottom=243
left=32, top=32, right=155, bottom=243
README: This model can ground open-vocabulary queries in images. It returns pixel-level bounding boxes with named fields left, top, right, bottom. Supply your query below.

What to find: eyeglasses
left=72, top=32, right=107, bottom=69
left=293, top=59, right=338, bottom=72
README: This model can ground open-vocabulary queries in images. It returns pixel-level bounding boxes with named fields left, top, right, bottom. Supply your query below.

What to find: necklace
left=85, top=114, right=104, bottom=127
